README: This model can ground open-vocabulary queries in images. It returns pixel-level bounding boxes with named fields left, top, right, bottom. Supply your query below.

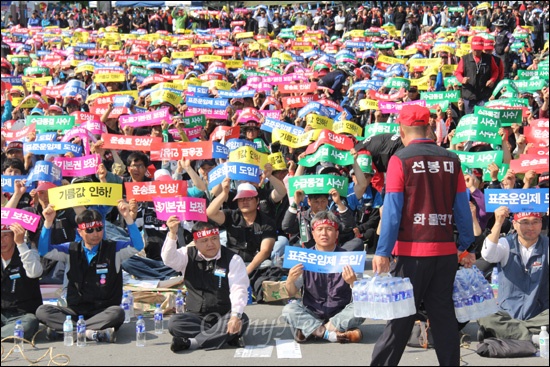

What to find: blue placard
left=36, top=50, right=51, bottom=56
left=282, top=247, right=366, bottom=274
left=62, top=85, right=88, bottom=100
left=261, top=117, right=305, bottom=136
left=76, top=43, right=96, bottom=49
left=212, top=142, right=229, bottom=159
left=0, top=175, right=28, bottom=193
left=350, top=79, right=384, bottom=91
left=3, top=76, right=23, bottom=86
left=35, top=132, right=58, bottom=142
left=113, top=95, right=134, bottom=108
left=301, top=50, right=320, bottom=59
left=186, top=96, right=229, bottom=110
left=171, top=59, right=192, bottom=67
left=26, top=161, right=62, bottom=185
left=208, top=162, right=260, bottom=190
left=218, top=90, right=256, bottom=99
left=225, top=138, right=256, bottom=151
left=297, top=102, right=334, bottom=119
left=485, top=189, right=549, bottom=213
left=187, top=85, right=210, bottom=97
left=345, top=41, right=367, bottom=49
left=23, top=142, right=83, bottom=157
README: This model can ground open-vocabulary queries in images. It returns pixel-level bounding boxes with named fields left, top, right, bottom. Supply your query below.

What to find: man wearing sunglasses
left=477, top=208, right=548, bottom=343
left=35, top=200, right=144, bottom=343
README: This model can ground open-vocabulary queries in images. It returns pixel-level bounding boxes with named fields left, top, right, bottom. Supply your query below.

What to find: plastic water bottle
left=381, top=283, right=393, bottom=320
left=353, top=281, right=362, bottom=317
left=76, top=316, right=86, bottom=347
left=154, top=304, right=163, bottom=334
left=402, top=278, right=416, bottom=316
left=453, top=285, right=468, bottom=323
left=362, top=279, right=372, bottom=318
left=127, top=290, right=135, bottom=319
left=63, top=315, right=74, bottom=346
left=470, top=283, right=484, bottom=319
left=121, top=292, right=131, bottom=323
left=14, top=320, right=24, bottom=352
left=175, top=290, right=185, bottom=314
left=540, top=326, right=549, bottom=359
left=136, top=315, right=146, bottom=347
left=491, top=267, right=499, bottom=288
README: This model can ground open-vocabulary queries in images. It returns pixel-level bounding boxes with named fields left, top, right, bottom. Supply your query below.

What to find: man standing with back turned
left=370, top=105, right=475, bottom=366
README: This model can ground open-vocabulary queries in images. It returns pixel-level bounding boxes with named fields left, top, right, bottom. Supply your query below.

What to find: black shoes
left=170, top=336, right=191, bottom=352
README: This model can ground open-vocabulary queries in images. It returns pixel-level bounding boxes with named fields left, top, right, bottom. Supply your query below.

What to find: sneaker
left=46, top=327, right=61, bottom=341
left=96, top=328, right=116, bottom=343
left=170, top=336, right=190, bottom=352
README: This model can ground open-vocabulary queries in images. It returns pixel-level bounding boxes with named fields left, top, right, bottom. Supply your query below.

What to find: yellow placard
left=109, top=44, right=121, bottom=51
left=248, top=42, right=260, bottom=51
left=48, top=183, right=122, bottom=210
left=291, top=45, right=313, bottom=52
left=333, top=120, right=363, bottom=136
left=177, top=39, right=193, bottom=46
left=272, top=129, right=317, bottom=148
left=222, top=60, right=244, bottom=69
left=471, top=26, right=487, bottom=31
left=433, top=45, right=455, bottom=54
left=349, top=30, right=366, bottom=38
left=359, top=99, right=379, bottom=111
left=235, top=32, right=254, bottom=40
left=268, top=152, right=287, bottom=171
left=442, top=64, right=457, bottom=74
left=378, top=54, right=406, bottom=65
left=172, top=51, right=195, bottom=59
left=292, top=25, right=307, bottom=32
left=460, top=43, right=471, bottom=52
left=198, top=54, right=222, bottom=63
left=228, top=146, right=268, bottom=168
left=408, top=58, right=442, bottom=69
left=150, top=90, right=182, bottom=106
left=75, top=64, right=95, bottom=73
left=94, top=73, right=126, bottom=83
left=86, top=90, right=139, bottom=103
left=176, top=78, right=203, bottom=90
left=204, top=80, right=232, bottom=91
left=70, top=60, right=82, bottom=67
left=394, top=48, right=417, bottom=56
left=151, top=82, right=184, bottom=91
left=306, top=114, right=334, bottom=130
left=410, top=75, right=431, bottom=86
left=12, top=97, right=38, bottom=109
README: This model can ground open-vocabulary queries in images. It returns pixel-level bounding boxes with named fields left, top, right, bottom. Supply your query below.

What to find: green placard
left=130, top=66, right=154, bottom=77
left=363, top=123, right=400, bottom=138
left=127, top=59, right=150, bottom=67
left=512, top=79, right=548, bottom=93
left=298, top=144, right=354, bottom=167
left=420, top=90, right=460, bottom=102
left=182, top=114, right=206, bottom=127
left=24, top=67, right=50, bottom=76
left=356, top=154, right=373, bottom=173
left=451, top=115, right=502, bottom=145
left=253, top=138, right=270, bottom=154
left=474, top=106, right=522, bottom=127
left=448, top=7, right=465, bottom=13
left=481, top=163, right=509, bottom=182
left=450, top=150, right=504, bottom=169
left=289, top=174, right=349, bottom=197
left=517, top=69, right=549, bottom=79
left=383, top=77, right=410, bottom=90
left=425, top=99, right=450, bottom=112
left=26, top=115, right=76, bottom=132
left=444, top=76, right=462, bottom=88
left=484, top=98, right=529, bottom=108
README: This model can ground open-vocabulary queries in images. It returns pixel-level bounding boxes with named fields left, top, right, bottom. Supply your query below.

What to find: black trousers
left=35, top=304, right=125, bottom=332
left=371, top=255, right=460, bottom=366
left=168, top=312, right=249, bottom=350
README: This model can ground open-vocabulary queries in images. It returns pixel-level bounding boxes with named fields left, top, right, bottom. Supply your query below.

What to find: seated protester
left=1, top=158, right=31, bottom=209
left=206, top=178, right=280, bottom=296
left=282, top=211, right=365, bottom=343
left=36, top=200, right=144, bottom=343
left=161, top=218, right=249, bottom=352
left=282, top=187, right=362, bottom=251
left=346, top=167, right=382, bottom=252
left=1, top=223, right=43, bottom=340
left=477, top=207, right=549, bottom=342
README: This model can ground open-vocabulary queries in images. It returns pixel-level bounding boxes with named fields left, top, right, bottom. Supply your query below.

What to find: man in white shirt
left=477, top=207, right=549, bottom=342
left=334, top=10, right=346, bottom=37
left=162, top=218, right=250, bottom=352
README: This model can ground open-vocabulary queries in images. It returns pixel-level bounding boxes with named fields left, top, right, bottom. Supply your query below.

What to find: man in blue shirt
left=35, top=200, right=144, bottom=343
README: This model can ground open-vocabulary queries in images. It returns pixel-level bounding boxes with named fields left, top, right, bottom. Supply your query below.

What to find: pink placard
left=379, top=100, right=427, bottom=114
left=153, top=197, right=207, bottom=222
left=1, top=208, right=41, bottom=232
left=186, top=107, right=228, bottom=120
left=119, top=108, right=172, bottom=128
left=52, top=154, right=100, bottom=177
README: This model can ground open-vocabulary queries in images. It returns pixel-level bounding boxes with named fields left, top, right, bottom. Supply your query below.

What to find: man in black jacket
left=1, top=223, right=43, bottom=340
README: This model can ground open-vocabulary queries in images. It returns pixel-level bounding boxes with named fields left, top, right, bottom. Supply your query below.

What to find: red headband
left=312, top=219, right=339, bottom=231
left=78, top=221, right=103, bottom=230
left=513, top=212, right=543, bottom=221
left=193, top=228, right=220, bottom=241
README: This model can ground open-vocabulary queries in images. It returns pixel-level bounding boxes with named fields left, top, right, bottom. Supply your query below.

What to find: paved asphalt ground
left=2, top=256, right=547, bottom=366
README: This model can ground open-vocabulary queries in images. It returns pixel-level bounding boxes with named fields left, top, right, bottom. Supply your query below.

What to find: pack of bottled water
left=453, top=266, right=499, bottom=323
left=352, top=275, right=416, bottom=320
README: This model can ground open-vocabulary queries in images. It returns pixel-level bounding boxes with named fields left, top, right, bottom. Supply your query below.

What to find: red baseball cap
left=471, top=36, right=484, bottom=51
left=233, top=182, right=258, bottom=201
left=513, top=212, right=543, bottom=221
left=36, top=181, right=58, bottom=191
left=396, top=105, right=430, bottom=126
left=483, top=39, right=495, bottom=51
